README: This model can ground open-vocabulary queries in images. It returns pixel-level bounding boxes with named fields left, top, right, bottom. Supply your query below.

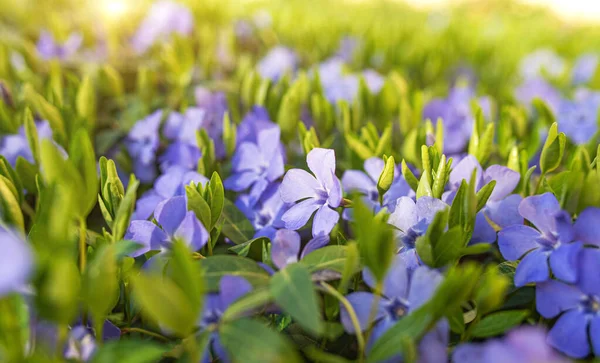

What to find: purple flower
left=515, top=78, right=561, bottom=114
left=236, top=106, right=277, bottom=146
left=199, top=276, right=252, bottom=363
left=132, top=166, right=208, bottom=220
left=557, top=88, right=600, bottom=145
left=64, top=321, right=121, bottom=361
left=280, top=148, right=342, bottom=237
left=0, top=228, right=33, bottom=297
left=572, top=54, right=598, bottom=85
left=131, top=0, right=194, bottom=54
left=520, top=49, right=565, bottom=80
left=224, top=123, right=284, bottom=205
left=0, top=120, right=52, bottom=166
left=125, top=196, right=208, bottom=257
left=270, top=229, right=329, bottom=270
left=423, top=86, right=488, bottom=154
left=160, top=108, right=205, bottom=172
left=497, top=194, right=597, bottom=287
left=316, top=58, right=384, bottom=103
left=36, top=30, right=82, bottom=61
left=387, top=197, right=449, bottom=270
left=536, top=248, right=600, bottom=358
left=125, top=110, right=163, bottom=183
left=444, top=155, right=522, bottom=244
left=335, top=36, right=359, bottom=63
left=340, top=256, right=448, bottom=362
left=236, top=182, right=288, bottom=240
left=341, top=157, right=412, bottom=219
left=257, top=46, right=298, bottom=81
left=452, top=326, right=568, bottom=363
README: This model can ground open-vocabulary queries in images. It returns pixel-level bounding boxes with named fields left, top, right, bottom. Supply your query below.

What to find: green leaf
left=270, top=263, right=323, bottom=336
left=377, top=156, right=395, bottom=201
left=168, top=241, right=205, bottom=313
left=99, top=65, right=124, bottom=99
left=23, top=108, right=40, bottom=165
left=219, top=318, right=301, bottom=363
left=431, top=154, right=448, bottom=198
left=228, top=237, right=267, bottom=259
left=476, top=181, right=496, bottom=212
left=221, top=198, right=255, bottom=244
left=345, top=131, right=374, bottom=160
left=300, top=245, right=348, bottom=274
left=540, top=123, right=566, bottom=174
left=15, top=157, right=38, bottom=193
left=0, top=176, right=24, bottom=232
left=22, top=84, right=65, bottom=143
left=91, top=340, right=167, bottom=363
left=416, top=173, right=433, bottom=198
left=76, top=75, right=96, bottom=128
left=401, top=159, right=419, bottom=191
left=471, top=310, right=529, bottom=338
left=131, top=272, right=196, bottom=337
left=82, top=245, right=119, bottom=327
left=69, top=129, right=98, bottom=216
left=432, top=226, right=464, bottom=267
left=222, top=112, right=236, bottom=158
left=208, top=172, right=225, bottom=230
left=532, top=98, right=556, bottom=125
left=185, top=184, right=211, bottom=229
left=199, top=255, right=270, bottom=291
left=112, top=177, right=139, bottom=242
left=222, top=288, right=273, bottom=321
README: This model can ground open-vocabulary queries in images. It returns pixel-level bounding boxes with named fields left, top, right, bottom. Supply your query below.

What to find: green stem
left=318, top=282, right=365, bottom=360
left=120, top=327, right=170, bottom=342
left=79, top=217, right=87, bottom=273
left=362, top=280, right=384, bottom=362
left=21, top=201, right=35, bottom=219
left=533, top=172, right=546, bottom=195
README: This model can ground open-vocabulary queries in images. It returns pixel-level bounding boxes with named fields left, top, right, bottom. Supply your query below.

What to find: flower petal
left=590, top=315, right=600, bottom=356
left=364, top=157, right=384, bottom=183
left=547, top=310, right=590, bottom=359
left=219, top=276, right=253, bottom=309
left=408, top=266, right=443, bottom=310
left=300, top=235, right=330, bottom=259
left=224, top=171, right=260, bottom=192
left=312, top=205, right=339, bottom=237
left=281, top=198, right=321, bottom=231
left=363, top=255, right=409, bottom=299
left=536, top=280, right=582, bottom=318
left=280, top=169, right=320, bottom=203
left=231, top=142, right=263, bottom=172
left=518, top=193, right=561, bottom=236
left=307, top=148, right=336, bottom=190
left=485, top=194, right=523, bottom=228
left=133, top=191, right=164, bottom=221
left=388, top=197, right=417, bottom=232
left=483, top=165, right=520, bottom=201
left=497, top=225, right=540, bottom=260
left=416, top=196, right=449, bottom=224
left=154, top=196, right=188, bottom=236
left=124, top=220, right=168, bottom=257
left=574, top=207, right=600, bottom=246
left=327, top=170, right=343, bottom=208
left=271, top=229, right=301, bottom=270
left=449, top=154, right=482, bottom=189
left=471, top=211, right=497, bottom=244
left=341, top=170, right=375, bottom=194
left=340, top=292, right=385, bottom=333
left=578, top=248, right=600, bottom=296
left=549, top=241, right=582, bottom=283
left=173, top=212, right=209, bottom=251
left=514, top=248, right=549, bottom=287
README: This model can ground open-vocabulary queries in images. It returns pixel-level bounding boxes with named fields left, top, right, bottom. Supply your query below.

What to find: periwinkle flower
left=335, top=36, right=359, bottom=63
left=423, top=86, right=489, bottom=154
left=132, top=166, right=208, bottom=220
left=444, top=155, right=522, bottom=244
left=257, top=46, right=298, bottom=81
left=160, top=108, right=205, bottom=172
left=317, top=59, right=385, bottom=103
left=270, top=229, right=329, bottom=270
left=572, top=54, right=598, bottom=85
left=452, top=326, right=568, bottom=363
left=0, top=120, right=52, bottom=166
left=387, top=197, right=449, bottom=270
left=536, top=248, right=600, bottom=358
left=236, top=106, right=277, bottom=146
left=341, top=157, right=412, bottom=219
left=236, top=182, right=288, bottom=240
left=340, top=256, right=448, bottom=362
left=125, top=110, right=163, bottom=183
left=515, top=78, right=561, bottom=114
left=224, top=124, right=284, bottom=205
left=557, top=88, right=600, bottom=145
left=131, top=0, right=194, bottom=54
left=520, top=49, right=565, bottom=80
left=0, top=228, right=33, bottom=297
left=63, top=321, right=121, bottom=361
left=199, top=276, right=252, bottom=363
left=280, top=148, right=342, bottom=237
left=36, top=30, right=82, bottom=61
left=497, top=194, right=600, bottom=287
left=125, top=196, right=208, bottom=257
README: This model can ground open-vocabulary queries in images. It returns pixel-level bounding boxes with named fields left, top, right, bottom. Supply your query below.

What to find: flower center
left=581, top=295, right=600, bottom=314
left=384, top=298, right=410, bottom=321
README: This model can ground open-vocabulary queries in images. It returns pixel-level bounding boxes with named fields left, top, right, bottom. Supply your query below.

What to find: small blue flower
left=0, top=228, right=33, bottom=297
left=125, top=110, right=163, bottom=183
left=236, top=182, right=288, bottom=240
left=340, top=256, right=448, bottom=362
left=257, top=46, right=297, bottom=81
left=520, top=48, right=565, bottom=80
left=36, top=30, right=82, bottom=60
left=0, top=120, right=53, bottom=166
left=515, top=78, right=561, bottom=114
left=572, top=54, right=599, bottom=85
left=270, top=229, right=329, bottom=270
left=557, top=89, right=600, bottom=145
left=280, top=148, right=342, bottom=237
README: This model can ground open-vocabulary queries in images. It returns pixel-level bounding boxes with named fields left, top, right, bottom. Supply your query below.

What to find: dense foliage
left=1, top=0, right=600, bottom=362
